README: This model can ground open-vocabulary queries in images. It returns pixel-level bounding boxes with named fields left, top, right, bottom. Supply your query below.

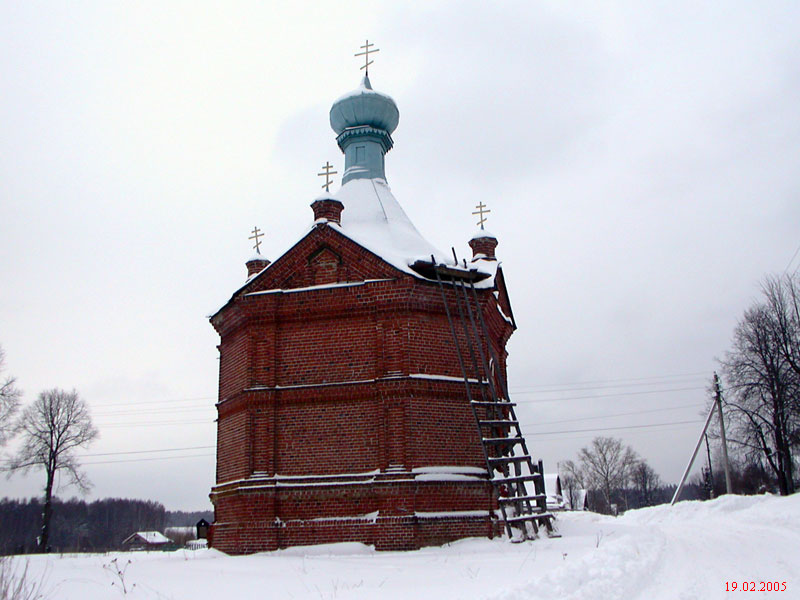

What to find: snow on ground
left=14, top=494, right=800, bottom=600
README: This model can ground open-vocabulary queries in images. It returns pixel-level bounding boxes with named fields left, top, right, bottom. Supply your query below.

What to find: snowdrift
left=15, top=493, right=800, bottom=600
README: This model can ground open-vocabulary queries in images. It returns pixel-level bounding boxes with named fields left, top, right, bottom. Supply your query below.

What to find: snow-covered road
left=14, top=494, right=800, bottom=599
left=497, top=494, right=800, bottom=600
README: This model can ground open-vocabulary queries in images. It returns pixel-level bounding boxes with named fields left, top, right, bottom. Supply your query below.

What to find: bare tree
left=721, top=275, right=799, bottom=495
left=578, top=436, right=639, bottom=513
left=0, top=346, right=22, bottom=446
left=630, top=460, right=662, bottom=507
left=559, top=459, right=585, bottom=510
left=7, top=389, right=98, bottom=551
left=763, top=275, right=800, bottom=383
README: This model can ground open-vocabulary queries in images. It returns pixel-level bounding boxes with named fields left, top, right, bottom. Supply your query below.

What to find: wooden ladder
left=432, top=262, right=558, bottom=540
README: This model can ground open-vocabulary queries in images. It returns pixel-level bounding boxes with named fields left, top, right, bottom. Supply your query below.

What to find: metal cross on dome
left=472, top=201, right=491, bottom=229
left=355, top=39, right=379, bottom=75
left=249, top=226, right=263, bottom=254
left=317, top=161, right=338, bottom=192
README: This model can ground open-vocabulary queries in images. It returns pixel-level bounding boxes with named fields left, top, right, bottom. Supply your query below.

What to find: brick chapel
left=208, top=71, right=552, bottom=554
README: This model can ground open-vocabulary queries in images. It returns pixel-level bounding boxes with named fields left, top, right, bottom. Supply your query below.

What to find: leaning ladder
left=433, top=263, right=557, bottom=540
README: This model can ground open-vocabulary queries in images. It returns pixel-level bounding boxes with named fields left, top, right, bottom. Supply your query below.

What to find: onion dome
left=329, top=75, right=399, bottom=136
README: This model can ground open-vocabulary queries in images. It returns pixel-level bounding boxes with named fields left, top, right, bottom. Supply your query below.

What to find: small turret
left=246, top=255, right=270, bottom=278
left=311, top=193, right=344, bottom=224
left=469, top=230, right=498, bottom=261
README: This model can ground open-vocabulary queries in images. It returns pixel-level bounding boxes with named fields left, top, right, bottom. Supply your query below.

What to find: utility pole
left=703, top=433, right=715, bottom=498
left=714, top=372, right=733, bottom=494
left=672, top=401, right=717, bottom=505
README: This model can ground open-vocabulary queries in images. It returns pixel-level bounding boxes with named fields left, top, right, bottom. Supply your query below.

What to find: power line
left=87, top=372, right=710, bottom=410
left=96, top=419, right=213, bottom=429
left=508, top=371, right=708, bottom=392
left=93, top=396, right=216, bottom=408
left=82, top=445, right=214, bottom=458
left=86, top=373, right=710, bottom=413
left=515, top=385, right=705, bottom=403
left=510, top=377, right=705, bottom=395
left=527, top=418, right=703, bottom=437
left=527, top=422, right=701, bottom=443
left=521, top=402, right=704, bottom=427
left=83, top=453, right=214, bottom=466
left=93, top=405, right=214, bottom=417
left=783, top=241, right=800, bottom=275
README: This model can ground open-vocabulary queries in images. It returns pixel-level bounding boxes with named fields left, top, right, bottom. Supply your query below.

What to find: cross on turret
left=317, top=161, right=338, bottom=192
left=472, top=202, right=491, bottom=229
left=355, top=39, right=379, bottom=75
left=249, top=226, right=263, bottom=254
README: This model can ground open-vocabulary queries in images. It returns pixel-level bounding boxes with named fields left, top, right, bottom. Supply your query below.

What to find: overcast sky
left=2, top=1, right=799, bottom=510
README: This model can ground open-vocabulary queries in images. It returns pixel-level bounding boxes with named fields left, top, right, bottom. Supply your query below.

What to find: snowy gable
left=211, top=224, right=405, bottom=319
left=247, top=226, right=402, bottom=292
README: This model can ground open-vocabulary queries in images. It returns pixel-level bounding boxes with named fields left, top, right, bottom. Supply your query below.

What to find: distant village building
left=121, top=531, right=171, bottom=551
left=565, top=489, right=589, bottom=511
left=196, top=518, right=210, bottom=540
left=209, top=67, right=553, bottom=554
left=543, top=473, right=566, bottom=511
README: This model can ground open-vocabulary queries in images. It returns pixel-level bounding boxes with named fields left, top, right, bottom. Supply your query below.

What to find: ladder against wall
left=417, top=259, right=558, bottom=540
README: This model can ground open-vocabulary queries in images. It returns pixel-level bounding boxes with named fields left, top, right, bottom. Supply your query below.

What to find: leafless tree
left=763, top=275, right=800, bottom=383
left=720, top=274, right=799, bottom=495
left=559, top=459, right=585, bottom=510
left=630, top=460, right=662, bottom=506
left=578, top=436, right=639, bottom=513
left=7, top=389, right=98, bottom=552
left=0, top=345, right=22, bottom=446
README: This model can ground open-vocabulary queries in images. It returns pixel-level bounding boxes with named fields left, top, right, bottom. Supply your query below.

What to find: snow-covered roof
left=543, top=473, right=561, bottom=494
left=140, top=531, right=170, bottom=544
left=211, top=73, right=503, bottom=317
left=124, top=531, right=170, bottom=545
left=470, top=228, right=497, bottom=241
left=330, top=177, right=450, bottom=276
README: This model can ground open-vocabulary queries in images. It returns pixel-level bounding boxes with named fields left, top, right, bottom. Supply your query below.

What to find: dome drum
left=335, top=125, right=394, bottom=153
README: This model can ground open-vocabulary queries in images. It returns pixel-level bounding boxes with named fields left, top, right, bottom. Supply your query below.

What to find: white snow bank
left=16, top=494, right=800, bottom=600
left=271, top=541, right=376, bottom=557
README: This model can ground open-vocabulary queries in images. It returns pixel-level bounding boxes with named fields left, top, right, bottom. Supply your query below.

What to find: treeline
left=0, top=497, right=212, bottom=554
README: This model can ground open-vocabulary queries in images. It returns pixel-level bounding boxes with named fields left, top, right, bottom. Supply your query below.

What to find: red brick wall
left=210, top=225, right=515, bottom=552
left=216, top=410, right=249, bottom=483
left=210, top=480, right=499, bottom=554
left=276, top=397, right=381, bottom=475
left=218, top=329, right=249, bottom=401
left=276, top=315, right=377, bottom=386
